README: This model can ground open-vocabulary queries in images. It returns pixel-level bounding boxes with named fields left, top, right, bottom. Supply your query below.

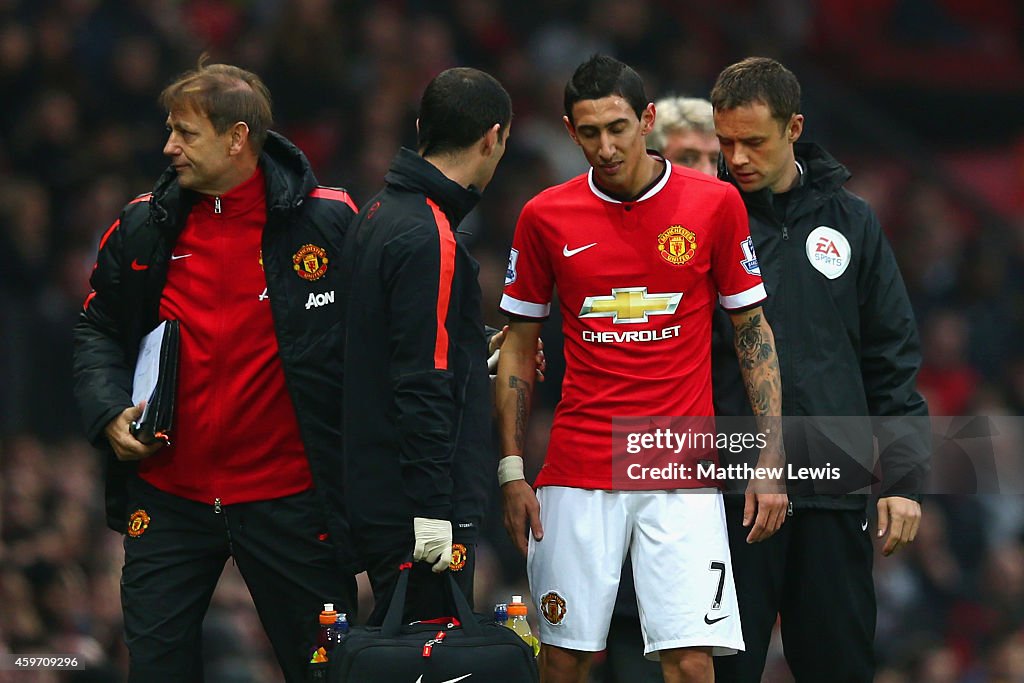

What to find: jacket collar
left=148, top=130, right=318, bottom=228
left=720, top=142, right=852, bottom=222
left=384, top=147, right=481, bottom=229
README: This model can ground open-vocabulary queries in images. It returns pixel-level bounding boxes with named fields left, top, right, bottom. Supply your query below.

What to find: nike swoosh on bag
left=130, top=259, right=149, bottom=271
left=704, top=614, right=729, bottom=625
left=414, top=675, right=473, bottom=683
left=562, top=242, right=598, bottom=257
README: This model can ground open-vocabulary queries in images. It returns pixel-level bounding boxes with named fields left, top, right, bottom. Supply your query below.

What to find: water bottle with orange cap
left=506, top=595, right=540, bottom=656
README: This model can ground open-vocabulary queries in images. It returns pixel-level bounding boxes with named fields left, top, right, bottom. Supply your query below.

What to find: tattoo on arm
left=734, top=313, right=782, bottom=420
left=509, top=375, right=531, bottom=451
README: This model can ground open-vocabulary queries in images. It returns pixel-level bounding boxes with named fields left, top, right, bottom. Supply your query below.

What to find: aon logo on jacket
left=305, top=290, right=335, bottom=309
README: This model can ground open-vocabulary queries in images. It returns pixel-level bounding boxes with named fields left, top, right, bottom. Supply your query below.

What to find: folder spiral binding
left=129, top=320, right=180, bottom=445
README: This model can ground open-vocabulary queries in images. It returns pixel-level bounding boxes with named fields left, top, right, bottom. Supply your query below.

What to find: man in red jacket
left=73, top=60, right=359, bottom=683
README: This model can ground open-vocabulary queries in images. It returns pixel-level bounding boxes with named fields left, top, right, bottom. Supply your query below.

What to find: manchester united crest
left=540, top=591, right=567, bottom=625
left=293, top=244, right=328, bottom=281
left=127, top=509, right=150, bottom=538
left=657, top=225, right=697, bottom=265
left=450, top=543, right=467, bottom=571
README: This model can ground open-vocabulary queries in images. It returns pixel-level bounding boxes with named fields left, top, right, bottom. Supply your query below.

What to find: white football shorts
left=527, top=486, right=744, bottom=657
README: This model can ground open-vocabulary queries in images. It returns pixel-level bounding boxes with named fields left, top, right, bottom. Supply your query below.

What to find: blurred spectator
left=917, top=309, right=980, bottom=416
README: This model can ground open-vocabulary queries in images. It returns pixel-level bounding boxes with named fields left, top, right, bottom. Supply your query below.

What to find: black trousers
left=363, top=540, right=476, bottom=626
left=121, top=477, right=357, bottom=683
left=713, top=501, right=876, bottom=683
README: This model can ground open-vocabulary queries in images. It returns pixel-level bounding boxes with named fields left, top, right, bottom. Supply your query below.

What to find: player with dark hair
left=497, top=54, right=787, bottom=683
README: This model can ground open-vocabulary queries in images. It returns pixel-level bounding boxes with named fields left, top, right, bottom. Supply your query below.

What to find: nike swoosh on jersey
left=130, top=259, right=149, bottom=271
left=562, top=242, right=598, bottom=257
left=170, top=253, right=193, bottom=260
left=704, top=614, right=729, bottom=625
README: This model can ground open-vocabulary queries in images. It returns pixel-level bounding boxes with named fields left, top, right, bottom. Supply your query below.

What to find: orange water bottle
left=507, top=595, right=540, bottom=656
left=317, top=603, right=338, bottom=650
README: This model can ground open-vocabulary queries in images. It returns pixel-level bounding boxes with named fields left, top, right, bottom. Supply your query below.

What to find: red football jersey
left=500, top=160, right=765, bottom=489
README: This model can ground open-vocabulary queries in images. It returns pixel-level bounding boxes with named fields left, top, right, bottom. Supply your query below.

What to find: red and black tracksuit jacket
left=72, top=131, right=362, bottom=571
left=338, top=148, right=494, bottom=556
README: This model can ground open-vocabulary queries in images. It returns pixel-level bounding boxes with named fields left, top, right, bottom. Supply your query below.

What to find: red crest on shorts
left=127, top=509, right=150, bottom=538
left=540, top=591, right=567, bottom=625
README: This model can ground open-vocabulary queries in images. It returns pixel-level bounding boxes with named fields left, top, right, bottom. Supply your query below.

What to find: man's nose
left=163, top=134, right=179, bottom=157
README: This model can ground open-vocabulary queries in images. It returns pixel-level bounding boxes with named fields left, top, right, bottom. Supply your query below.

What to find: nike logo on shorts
left=563, top=242, right=598, bottom=257
left=704, top=614, right=729, bottom=625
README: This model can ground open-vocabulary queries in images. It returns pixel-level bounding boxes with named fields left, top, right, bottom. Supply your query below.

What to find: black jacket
left=713, top=142, right=929, bottom=509
left=339, top=148, right=493, bottom=552
left=72, top=132, right=361, bottom=569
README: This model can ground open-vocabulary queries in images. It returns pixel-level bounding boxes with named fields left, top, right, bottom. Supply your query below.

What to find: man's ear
left=787, top=114, right=804, bottom=144
left=481, top=122, right=501, bottom=157
left=229, top=122, right=250, bottom=155
left=640, top=102, right=655, bottom=136
left=562, top=115, right=579, bottom=145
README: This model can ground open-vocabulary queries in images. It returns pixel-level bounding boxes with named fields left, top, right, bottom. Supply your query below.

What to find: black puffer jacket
left=73, top=132, right=361, bottom=570
left=713, top=142, right=929, bottom=510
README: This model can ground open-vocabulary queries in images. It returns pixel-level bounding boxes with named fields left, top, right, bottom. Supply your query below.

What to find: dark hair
left=159, top=56, right=273, bottom=152
left=563, top=54, right=648, bottom=124
left=417, top=67, right=512, bottom=157
left=710, top=57, right=801, bottom=129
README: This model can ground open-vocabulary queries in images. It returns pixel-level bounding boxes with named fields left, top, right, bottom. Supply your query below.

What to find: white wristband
left=497, top=455, right=526, bottom=486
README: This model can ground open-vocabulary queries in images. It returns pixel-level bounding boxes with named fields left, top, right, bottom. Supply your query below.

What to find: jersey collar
left=587, top=153, right=672, bottom=204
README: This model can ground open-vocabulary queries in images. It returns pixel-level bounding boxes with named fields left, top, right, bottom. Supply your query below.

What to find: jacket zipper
left=213, top=497, right=236, bottom=560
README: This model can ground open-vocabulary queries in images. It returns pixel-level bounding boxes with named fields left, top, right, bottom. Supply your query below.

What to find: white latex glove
left=487, top=347, right=501, bottom=375
left=412, top=517, right=453, bottom=573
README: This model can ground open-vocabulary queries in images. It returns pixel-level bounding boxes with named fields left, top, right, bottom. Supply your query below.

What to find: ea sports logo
left=805, top=226, right=850, bottom=279
left=815, top=238, right=840, bottom=257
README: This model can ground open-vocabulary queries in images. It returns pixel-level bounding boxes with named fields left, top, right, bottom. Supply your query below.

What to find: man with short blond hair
left=649, top=95, right=720, bottom=177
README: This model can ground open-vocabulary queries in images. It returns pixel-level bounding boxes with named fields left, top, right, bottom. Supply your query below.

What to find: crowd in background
left=1, top=0, right=1023, bottom=680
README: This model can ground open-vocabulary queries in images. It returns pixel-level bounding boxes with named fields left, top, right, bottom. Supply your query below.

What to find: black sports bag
left=326, top=563, right=538, bottom=683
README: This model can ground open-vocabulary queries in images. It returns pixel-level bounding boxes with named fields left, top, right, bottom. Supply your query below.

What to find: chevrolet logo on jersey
left=579, top=287, right=682, bottom=323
